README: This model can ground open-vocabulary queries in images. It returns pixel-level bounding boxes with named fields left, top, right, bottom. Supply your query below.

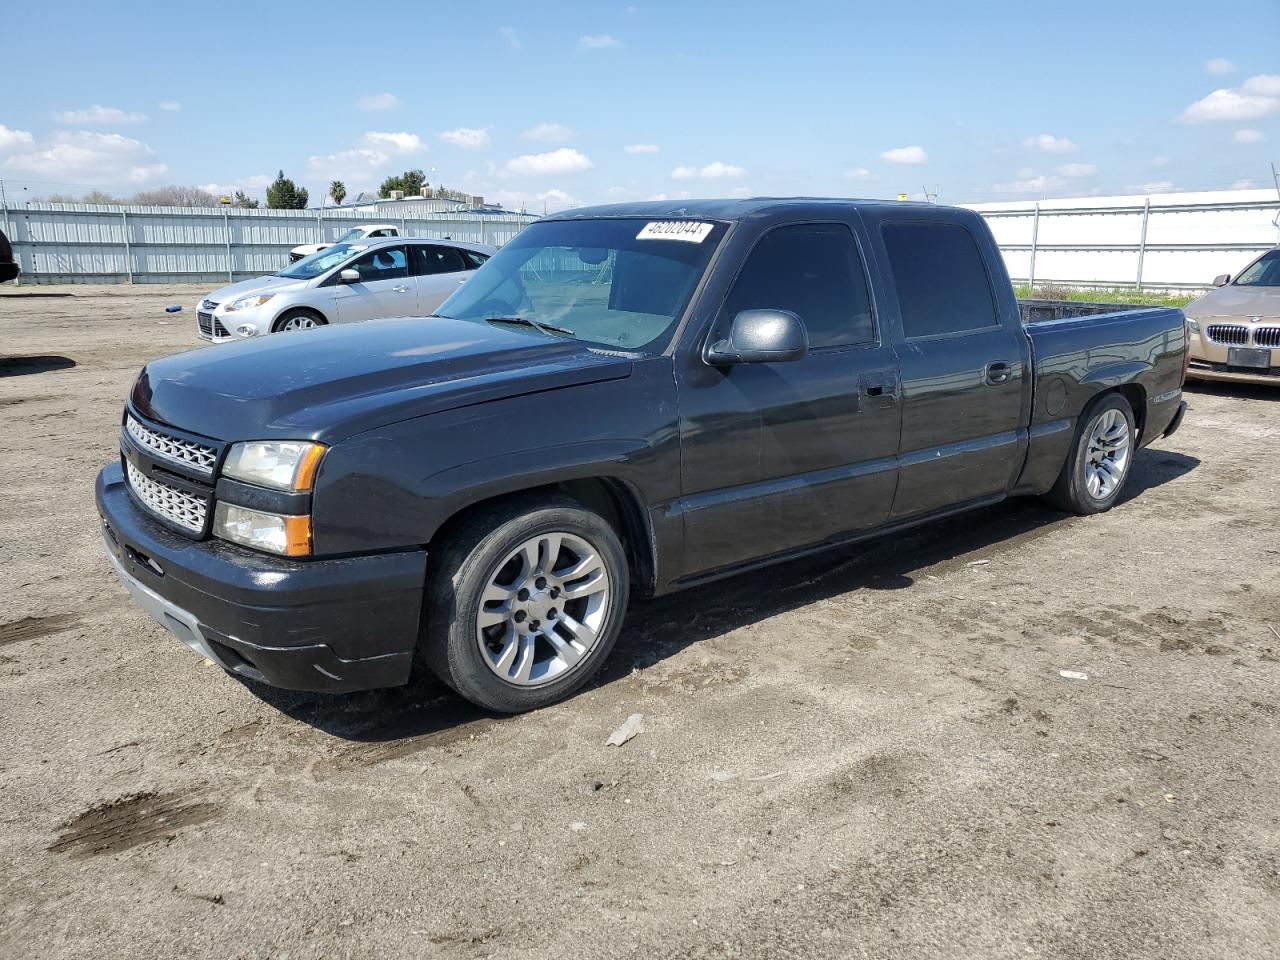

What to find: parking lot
left=1, top=284, right=1278, bottom=959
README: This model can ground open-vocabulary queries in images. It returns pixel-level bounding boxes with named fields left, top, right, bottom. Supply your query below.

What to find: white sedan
left=196, top=237, right=494, bottom=342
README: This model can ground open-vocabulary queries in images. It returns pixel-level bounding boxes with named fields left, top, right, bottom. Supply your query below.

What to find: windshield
left=335, top=227, right=366, bottom=243
left=435, top=217, right=728, bottom=352
left=277, top=242, right=364, bottom=279
left=1234, top=250, right=1280, bottom=287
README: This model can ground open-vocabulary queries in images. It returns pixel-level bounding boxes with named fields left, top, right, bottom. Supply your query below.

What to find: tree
left=82, top=190, right=123, bottom=205
left=266, top=170, right=309, bottom=209
left=329, top=180, right=347, bottom=206
left=232, top=190, right=259, bottom=209
left=131, top=185, right=220, bottom=207
left=378, top=169, right=426, bottom=198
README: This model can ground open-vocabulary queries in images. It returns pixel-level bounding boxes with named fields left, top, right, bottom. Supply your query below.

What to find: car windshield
left=435, top=217, right=728, bottom=352
left=1234, top=250, right=1280, bottom=287
left=334, top=228, right=366, bottom=243
left=276, top=243, right=364, bottom=279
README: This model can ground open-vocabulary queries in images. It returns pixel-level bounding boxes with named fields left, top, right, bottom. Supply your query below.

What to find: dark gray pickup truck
left=96, top=199, right=1188, bottom=712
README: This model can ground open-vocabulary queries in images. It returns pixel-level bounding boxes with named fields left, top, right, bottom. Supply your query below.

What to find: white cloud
left=880, top=145, right=928, bottom=165
left=1056, top=162, right=1097, bottom=178
left=522, top=122, right=574, bottom=143
left=579, top=34, right=622, bottom=49
left=1182, top=76, right=1279, bottom=121
left=1205, top=58, right=1235, bottom=75
left=624, top=143, right=660, bottom=154
left=3, top=130, right=166, bottom=186
left=489, top=187, right=577, bottom=213
left=53, top=105, right=145, bottom=125
left=670, top=161, right=746, bottom=180
left=362, top=131, right=425, bottom=153
left=0, top=124, right=34, bottom=151
left=504, top=148, right=594, bottom=176
left=1231, top=178, right=1255, bottom=189
left=307, top=147, right=392, bottom=180
left=1151, top=156, right=1170, bottom=167
left=157, top=101, right=182, bottom=112
left=1234, top=128, right=1265, bottom=143
left=1243, top=74, right=1280, bottom=96
left=440, top=127, right=491, bottom=149
left=499, top=25, right=522, bottom=50
left=356, top=92, right=399, bottom=112
left=1133, top=181, right=1174, bottom=194
left=992, top=174, right=1063, bottom=195
left=843, top=167, right=873, bottom=180
left=1023, top=133, right=1077, bottom=153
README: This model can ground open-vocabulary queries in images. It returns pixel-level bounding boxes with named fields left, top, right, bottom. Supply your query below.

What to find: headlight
left=222, top=440, right=326, bottom=492
left=1185, top=318, right=1201, bottom=335
left=213, top=503, right=310, bottom=556
left=225, top=294, right=275, bottom=312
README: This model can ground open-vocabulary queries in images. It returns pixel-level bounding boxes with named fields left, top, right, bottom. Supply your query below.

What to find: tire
left=272, top=309, right=327, bottom=333
left=1044, top=393, right=1136, bottom=515
left=419, top=495, right=630, bottom=713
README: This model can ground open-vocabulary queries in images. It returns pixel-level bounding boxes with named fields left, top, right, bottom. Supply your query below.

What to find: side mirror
left=705, top=309, right=808, bottom=366
left=1213, top=273, right=1230, bottom=287
left=339, top=268, right=360, bottom=283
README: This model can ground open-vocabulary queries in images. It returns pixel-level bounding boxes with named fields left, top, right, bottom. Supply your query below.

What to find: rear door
left=411, top=244, right=473, bottom=314
left=331, top=245, right=417, bottom=322
left=674, top=219, right=902, bottom=577
left=866, top=214, right=1031, bottom=519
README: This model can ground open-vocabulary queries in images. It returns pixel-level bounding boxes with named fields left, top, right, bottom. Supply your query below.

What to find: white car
left=289, top=223, right=399, bottom=263
left=197, top=237, right=494, bottom=342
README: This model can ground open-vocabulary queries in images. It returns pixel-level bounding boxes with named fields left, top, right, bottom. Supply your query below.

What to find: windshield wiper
left=482, top=315, right=575, bottom=338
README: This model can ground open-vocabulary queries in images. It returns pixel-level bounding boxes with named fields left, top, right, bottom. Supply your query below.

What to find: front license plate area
left=1228, top=347, right=1271, bottom=369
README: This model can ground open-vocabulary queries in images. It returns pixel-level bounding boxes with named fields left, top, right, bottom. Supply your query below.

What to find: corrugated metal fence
left=0, top=203, right=538, bottom=284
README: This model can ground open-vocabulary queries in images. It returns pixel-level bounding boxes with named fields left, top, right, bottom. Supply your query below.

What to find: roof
left=547, top=197, right=939, bottom=222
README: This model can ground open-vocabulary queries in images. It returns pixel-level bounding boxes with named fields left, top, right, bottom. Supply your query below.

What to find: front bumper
left=1187, top=330, right=1279, bottom=385
left=96, top=462, right=427, bottom=693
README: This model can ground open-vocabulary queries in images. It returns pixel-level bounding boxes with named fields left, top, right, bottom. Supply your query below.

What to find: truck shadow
left=1185, top=380, right=1280, bottom=402
left=249, top=447, right=1199, bottom=742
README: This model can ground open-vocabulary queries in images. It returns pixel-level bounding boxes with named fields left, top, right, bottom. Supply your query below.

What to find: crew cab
left=289, top=223, right=399, bottom=262
left=196, top=237, right=493, bottom=341
left=96, top=199, right=1188, bottom=713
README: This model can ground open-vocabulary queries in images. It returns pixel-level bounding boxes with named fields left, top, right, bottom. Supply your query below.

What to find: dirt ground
left=1, top=284, right=1278, bottom=960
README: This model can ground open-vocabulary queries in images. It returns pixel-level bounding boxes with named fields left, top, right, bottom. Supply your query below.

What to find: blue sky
left=1, top=0, right=1277, bottom=210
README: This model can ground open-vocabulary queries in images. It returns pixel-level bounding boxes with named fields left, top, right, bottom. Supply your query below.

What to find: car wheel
left=419, top=495, right=629, bottom=713
left=1045, top=393, right=1136, bottom=515
left=272, top=310, right=327, bottom=333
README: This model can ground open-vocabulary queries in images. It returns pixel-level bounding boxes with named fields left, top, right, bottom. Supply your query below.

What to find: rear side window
left=882, top=222, right=997, bottom=338
left=460, top=249, right=489, bottom=270
left=413, top=245, right=468, bottom=275
left=726, top=223, right=875, bottom=349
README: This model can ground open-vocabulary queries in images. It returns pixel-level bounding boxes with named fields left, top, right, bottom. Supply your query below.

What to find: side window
left=460, top=249, right=489, bottom=270
left=413, top=245, right=468, bottom=275
left=725, top=223, right=875, bottom=349
left=882, top=222, right=998, bottom=338
left=351, top=245, right=408, bottom=281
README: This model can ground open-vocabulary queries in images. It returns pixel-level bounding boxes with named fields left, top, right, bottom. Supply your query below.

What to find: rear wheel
left=272, top=309, right=327, bottom=333
left=419, top=496, right=629, bottom=713
left=1045, top=393, right=1136, bottom=515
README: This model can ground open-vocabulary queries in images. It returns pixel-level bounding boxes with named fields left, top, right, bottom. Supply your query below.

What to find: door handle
left=984, top=361, right=1011, bottom=385
left=392, top=284, right=410, bottom=293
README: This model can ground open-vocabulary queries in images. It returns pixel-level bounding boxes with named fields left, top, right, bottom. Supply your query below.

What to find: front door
left=675, top=221, right=902, bottom=578
left=333, top=244, right=418, bottom=322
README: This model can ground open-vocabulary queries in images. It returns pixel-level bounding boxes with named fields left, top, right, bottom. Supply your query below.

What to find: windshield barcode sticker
left=636, top=221, right=714, bottom=243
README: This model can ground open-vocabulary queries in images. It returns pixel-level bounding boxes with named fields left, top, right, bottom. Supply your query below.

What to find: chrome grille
left=1254, top=326, right=1280, bottom=349
left=197, top=312, right=229, bottom=338
left=1206, top=323, right=1248, bottom=345
left=125, top=415, right=217, bottom=475
left=125, top=460, right=207, bottom=533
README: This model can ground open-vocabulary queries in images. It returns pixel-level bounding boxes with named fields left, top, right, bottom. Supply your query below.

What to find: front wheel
left=419, top=496, right=630, bottom=713
left=1045, top=393, right=1136, bottom=515
left=272, top=309, right=327, bottom=333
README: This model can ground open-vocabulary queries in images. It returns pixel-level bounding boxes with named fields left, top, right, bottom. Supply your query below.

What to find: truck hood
left=131, top=317, right=634, bottom=443
left=1185, top=284, right=1280, bottom=319
left=203, top=274, right=310, bottom=305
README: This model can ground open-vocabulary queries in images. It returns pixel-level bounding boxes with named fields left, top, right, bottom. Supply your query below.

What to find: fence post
left=1135, top=197, right=1151, bottom=292
left=121, top=210, right=133, bottom=283
left=224, top=209, right=233, bottom=282
left=317, top=208, right=324, bottom=243
left=1028, top=202, right=1040, bottom=290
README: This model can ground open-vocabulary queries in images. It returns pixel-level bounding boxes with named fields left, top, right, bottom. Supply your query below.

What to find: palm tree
left=329, top=180, right=347, bottom=206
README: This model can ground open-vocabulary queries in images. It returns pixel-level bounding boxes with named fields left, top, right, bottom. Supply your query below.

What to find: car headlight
left=213, top=503, right=311, bottom=556
left=1185, top=318, right=1200, bottom=335
left=225, top=294, right=275, bottom=312
left=221, top=440, right=326, bottom=492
